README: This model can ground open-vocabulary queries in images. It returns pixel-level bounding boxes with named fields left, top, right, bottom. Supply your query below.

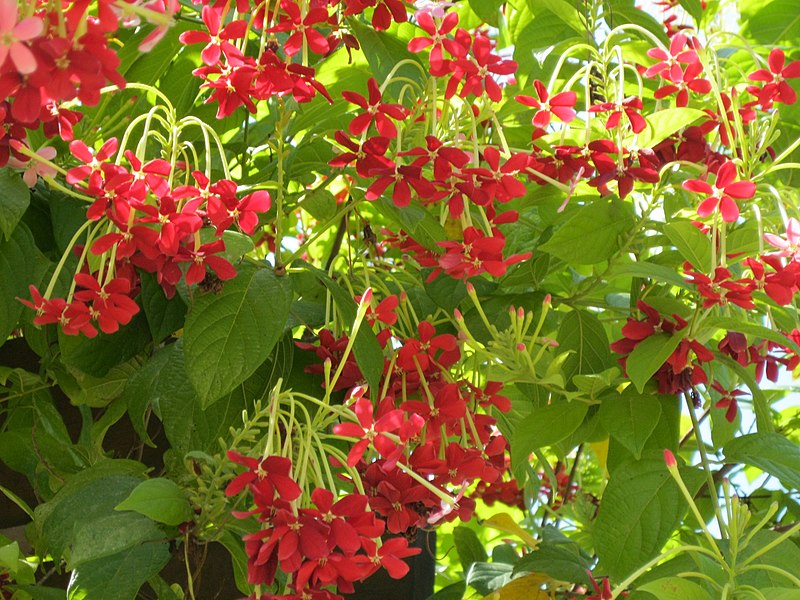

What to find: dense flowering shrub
left=2, top=0, right=800, bottom=599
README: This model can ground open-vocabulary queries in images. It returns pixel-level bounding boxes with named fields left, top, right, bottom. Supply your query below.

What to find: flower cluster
left=0, top=0, right=176, bottom=170
left=21, top=140, right=271, bottom=336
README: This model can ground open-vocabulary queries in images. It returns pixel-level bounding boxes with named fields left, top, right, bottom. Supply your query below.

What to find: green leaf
left=59, top=311, right=152, bottom=377
left=626, top=333, right=683, bottom=393
left=67, top=542, right=170, bottom=600
left=662, top=221, right=711, bottom=272
left=607, top=261, right=690, bottom=289
left=0, top=168, right=30, bottom=240
left=468, top=0, right=503, bottom=26
left=678, top=0, right=705, bottom=23
left=638, top=108, right=707, bottom=149
left=511, top=402, right=588, bottom=476
left=297, top=262, right=383, bottom=396
left=723, top=433, right=800, bottom=491
left=594, top=455, right=705, bottom=580
left=539, top=199, right=634, bottom=265
left=69, top=511, right=164, bottom=568
left=377, top=197, right=446, bottom=252
left=526, top=0, right=584, bottom=33
left=301, top=188, right=337, bottom=222
left=60, top=360, right=140, bottom=408
left=741, top=0, right=800, bottom=45
left=600, top=389, right=663, bottom=459
left=427, top=581, right=467, bottom=600
left=466, top=562, right=513, bottom=596
left=605, top=0, right=668, bottom=42
left=0, top=223, right=42, bottom=343
left=557, top=309, right=612, bottom=380
left=736, top=530, right=800, bottom=588
left=637, top=577, right=713, bottom=600
left=349, top=19, right=425, bottom=87
left=453, top=526, right=488, bottom=571
left=183, top=265, right=292, bottom=407
left=512, top=541, right=592, bottom=584
left=115, top=478, right=192, bottom=526
left=139, top=272, right=187, bottom=343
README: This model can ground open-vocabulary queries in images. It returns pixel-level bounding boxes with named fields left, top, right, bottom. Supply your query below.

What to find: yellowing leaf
left=481, top=513, right=539, bottom=549
left=487, top=573, right=551, bottom=600
left=591, top=439, right=609, bottom=477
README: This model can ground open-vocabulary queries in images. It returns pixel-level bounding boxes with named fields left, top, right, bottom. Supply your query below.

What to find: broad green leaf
left=638, top=108, right=707, bottom=148
left=36, top=472, right=147, bottom=560
left=468, top=0, right=503, bottom=26
left=466, top=562, right=513, bottom=596
left=736, top=530, right=800, bottom=588
left=59, top=311, right=152, bottom=377
left=115, top=478, right=192, bottom=526
left=67, top=542, right=170, bottom=600
left=0, top=224, right=42, bottom=343
left=679, top=0, right=705, bottom=23
left=527, top=0, right=584, bottom=33
left=637, top=577, right=713, bottom=600
left=427, top=581, right=467, bottom=600
left=607, top=261, right=691, bottom=289
left=605, top=0, right=668, bottom=42
left=740, top=0, right=800, bottom=45
left=125, top=341, right=250, bottom=454
left=662, top=221, right=711, bottom=272
left=512, top=541, right=592, bottom=584
left=69, top=511, right=163, bottom=568
left=349, top=19, right=425, bottom=87
left=453, top=526, right=488, bottom=571
left=600, top=389, right=663, bottom=459
left=510, top=7, right=579, bottom=80
left=301, top=188, right=337, bottom=222
left=594, top=455, right=705, bottom=580
left=139, top=271, right=187, bottom=343
left=59, top=360, right=140, bottom=408
left=626, top=333, right=683, bottom=393
left=723, top=433, right=800, bottom=491
left=184, top=265, right=292, bottom=407
left=757, top=589, right=800, bottom=600
left=297, top=262, right=383, bottom=396
left=0, top=168, right=29, bottom=240
left=377, top=197, right=446, bottom=252
left=557, top=309, right=612, bottom=381
left=511, top=402, right=588, bottom=476
left=539, top=199, right=634, bottom=265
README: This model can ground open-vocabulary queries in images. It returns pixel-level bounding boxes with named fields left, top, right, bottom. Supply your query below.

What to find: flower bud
left=663, top=449, right=677, bottom=470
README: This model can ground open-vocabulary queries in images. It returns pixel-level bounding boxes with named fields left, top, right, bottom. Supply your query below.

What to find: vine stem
left=684, top=391, right=728, bottom=540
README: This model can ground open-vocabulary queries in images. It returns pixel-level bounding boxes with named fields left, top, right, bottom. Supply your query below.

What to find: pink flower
left=764, top=218, right=800, bottom=260
left=7, top=143, right=57, bottom=187
left=0, top=0, right=43, bottom=75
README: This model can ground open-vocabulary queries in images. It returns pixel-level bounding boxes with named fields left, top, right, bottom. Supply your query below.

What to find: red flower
left=66, top=137, right=119, bottom=188
left=342, top=78, right=409, bottom=138
left=684, top=264, right=756, bottom=310
left=270, top=0, right=331, bottom=56
left=408, top=10, right=460, bottom=75
left=654, top=62, right=711, bottom=107
left=589, top=96, right=646, bottom=133
left=748, top=48, right=800, bottom=105
left=332, top=392, right=405, bottom=467
left=437, top=227, right=530, bottom=280
left=72, top=273, right=140, bottom=334
left=710, top=381, right=746, bottom=423
left=645, top=33, right=699, bottom=82
left=515, top=80, right=577, bottom=128
left=682, top=160, right=756, bottom=222
left=178, top=5, right=247, bottom=66
left=176, top=240, right=238, bottom=285
left=396, top=320, right=459, bottom=372
left=207, top=180, right=271, bottom=235
left=451, top=33, right=517, bottom=103
left=225, top=451, right=302, bottom=502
